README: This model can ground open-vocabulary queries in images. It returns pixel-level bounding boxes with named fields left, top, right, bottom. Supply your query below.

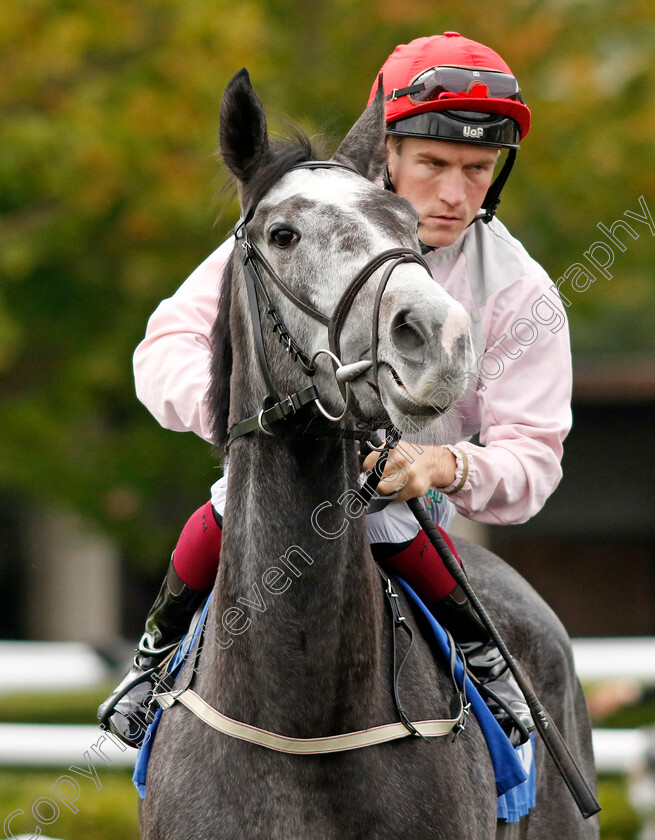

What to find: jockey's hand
left=362, top=444, right=456, bottom=502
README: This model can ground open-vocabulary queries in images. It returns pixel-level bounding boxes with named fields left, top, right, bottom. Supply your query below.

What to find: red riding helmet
left=369, top=32, right=530, bottom=147
left=369, top=33, right=532, bottom=221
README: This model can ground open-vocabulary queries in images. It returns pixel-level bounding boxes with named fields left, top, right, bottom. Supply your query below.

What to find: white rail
left=0, top=722, right=644, bottom=773
left=1, top=639, right=654, bottom=772
left=0, top=641, right=110, bottom=694
left=573, top=638, right=655, bottom=685
left=0, top=723, right=135, bottom=768
left=593, top=728, right=653, bottom=774
left=5, top=638, right=655, bottom=693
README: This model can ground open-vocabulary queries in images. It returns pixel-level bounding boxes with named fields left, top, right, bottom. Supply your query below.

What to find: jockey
left=99, top=33, right=571, bottom=751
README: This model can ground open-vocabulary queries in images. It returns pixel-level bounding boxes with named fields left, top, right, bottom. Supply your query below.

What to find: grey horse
left=139, top=69, right=599, bottom=839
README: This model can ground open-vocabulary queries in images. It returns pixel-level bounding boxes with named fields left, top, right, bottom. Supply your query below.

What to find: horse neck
left=203, top=433, right=386, bottom=736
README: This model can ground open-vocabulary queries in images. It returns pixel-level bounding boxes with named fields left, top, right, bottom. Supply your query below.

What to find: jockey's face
left=387, top=137, right=500, bottom=248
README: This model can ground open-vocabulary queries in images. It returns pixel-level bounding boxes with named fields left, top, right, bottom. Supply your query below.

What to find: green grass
left=604, top=697, right=655, bottom=730
left=0, top=768, right=139, bottom=840
left=0, top=684, right=116, bottom=724
left=0, top=686, right=139, bottom=839
left=585, top=682, right=655, bottom=838
left=0, top=767, right=642, bottom=840
left=597, top=776, right=641, bottom=840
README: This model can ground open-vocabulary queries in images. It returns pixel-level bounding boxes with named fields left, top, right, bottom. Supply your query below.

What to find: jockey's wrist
left=430, top=446, right=457, bottom=490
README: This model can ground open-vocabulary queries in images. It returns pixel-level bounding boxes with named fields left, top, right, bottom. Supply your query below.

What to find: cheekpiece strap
left=227, top=386, right=320, bottom=445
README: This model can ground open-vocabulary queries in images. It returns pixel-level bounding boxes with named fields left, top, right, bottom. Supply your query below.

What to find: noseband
left=228, top=161, right=430, bottom=445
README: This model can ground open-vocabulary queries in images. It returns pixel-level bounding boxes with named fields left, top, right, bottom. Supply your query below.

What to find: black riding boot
left=433, top=584, right=534, bottom=747
left=98, top=560, right=206, bottom=748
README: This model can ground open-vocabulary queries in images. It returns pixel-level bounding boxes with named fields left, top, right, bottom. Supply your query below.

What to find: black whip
left=364, top=433, right=600, bottom=819
left=407, top=497, right=600, bottom=818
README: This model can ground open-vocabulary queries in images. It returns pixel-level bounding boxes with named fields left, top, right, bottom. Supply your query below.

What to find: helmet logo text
left=463, top=126, right=484, bottom=139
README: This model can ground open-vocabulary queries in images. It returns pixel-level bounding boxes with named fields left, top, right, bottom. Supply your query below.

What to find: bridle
left=228, top=160, right=431, bottom=446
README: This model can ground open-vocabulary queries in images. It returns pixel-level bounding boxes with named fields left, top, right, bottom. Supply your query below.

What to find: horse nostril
left=390, top=309, right=427, bottom=364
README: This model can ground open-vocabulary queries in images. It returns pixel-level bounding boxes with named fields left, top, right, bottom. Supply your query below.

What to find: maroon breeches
left=172, top=501, right=461, bottom=603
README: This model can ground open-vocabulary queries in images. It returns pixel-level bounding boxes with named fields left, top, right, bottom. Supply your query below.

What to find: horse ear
left=219, top=68, right=270, bottom=185
left=332, top=76, right=387, bottom=181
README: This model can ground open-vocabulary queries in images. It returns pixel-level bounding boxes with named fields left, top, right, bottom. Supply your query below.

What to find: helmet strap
left=473, top=148, right=516, bottom=225
left=383, top=164, right=396, bottom=193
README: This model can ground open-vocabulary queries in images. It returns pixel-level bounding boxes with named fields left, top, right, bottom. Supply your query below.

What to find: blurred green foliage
left=0, top=685, right=115, bottom=724
left=597, top=776, right=640, bottom=840
left=1, top=0, right=654, bottom=569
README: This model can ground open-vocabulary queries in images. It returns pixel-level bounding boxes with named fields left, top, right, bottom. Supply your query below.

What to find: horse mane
left=242, top=129, right=324, bottom=212
left=209, top=248, right=234, bottom=450
left=209, top=129, right=324, bottom=450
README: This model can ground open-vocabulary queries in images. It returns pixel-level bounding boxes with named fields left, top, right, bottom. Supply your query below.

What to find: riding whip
left=363, top=434, right=601, bottom=819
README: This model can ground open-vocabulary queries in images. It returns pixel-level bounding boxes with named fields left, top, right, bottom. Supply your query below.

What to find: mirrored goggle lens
left=410, top=66, right=522, bottom=103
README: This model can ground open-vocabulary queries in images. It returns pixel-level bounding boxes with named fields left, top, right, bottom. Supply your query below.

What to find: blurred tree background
left=1, top=0, right=654, bottom=574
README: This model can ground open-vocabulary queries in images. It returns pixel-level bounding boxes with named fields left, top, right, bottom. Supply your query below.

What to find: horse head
left=210, top=68, right=471, bottom=447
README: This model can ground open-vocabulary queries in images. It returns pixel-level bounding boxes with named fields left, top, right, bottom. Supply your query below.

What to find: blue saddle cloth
left=134, top=580, right=535, bottom=822
left=396, top=578, right=536, bottom=822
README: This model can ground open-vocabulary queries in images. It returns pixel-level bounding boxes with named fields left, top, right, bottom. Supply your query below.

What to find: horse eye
left=270, top=228, right=299, bottom=248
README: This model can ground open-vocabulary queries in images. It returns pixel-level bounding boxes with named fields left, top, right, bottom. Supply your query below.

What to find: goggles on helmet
left=387, top=65, right=524, bottom=106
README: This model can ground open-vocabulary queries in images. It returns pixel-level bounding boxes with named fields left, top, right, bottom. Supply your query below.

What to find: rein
left=228, top=160, right=430, bottom=446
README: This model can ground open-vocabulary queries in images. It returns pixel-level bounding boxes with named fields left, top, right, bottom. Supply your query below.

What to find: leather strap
left=153, top=553, right=466, bottom=755
left=157, top=688, right=464, bottom=754
left=370, top=254, right=422, bottom=386
left=238, top=232, right=280, bottom=401
left=249, top=241, right=330, bottom=327
left=379, top=569, right=422, bottom=737
left=328, top=248, right=430, bottom=363
left=479, top=148, right=516, bottom=223
left=386, top=83, right=425, bottom=101
left=377, top=567, right=467, bottom=740
left=229, top=163, right=429, bottom=445
left=227, top=386, right=320, bottom=445
left=290, top=160, right=361, bottom=176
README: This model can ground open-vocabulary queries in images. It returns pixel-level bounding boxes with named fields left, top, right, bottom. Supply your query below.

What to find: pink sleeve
left=132, top=239, right=233, bottom=443
left=443, top=273, right=572, bottom=525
